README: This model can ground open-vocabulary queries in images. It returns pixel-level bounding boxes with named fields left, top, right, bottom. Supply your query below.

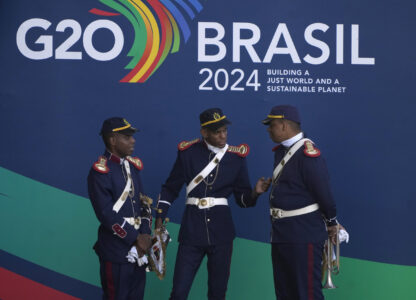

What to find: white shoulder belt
left=113, top=160, right=132, bottom=213
left=272, top=138, right=312, bottom=182
left=186, top=144, right=229, bottom=196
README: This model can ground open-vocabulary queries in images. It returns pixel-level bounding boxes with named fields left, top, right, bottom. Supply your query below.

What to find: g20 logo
left=17, top=18, right=124, bottom=61
left=16, top=0, right=204, bottom=83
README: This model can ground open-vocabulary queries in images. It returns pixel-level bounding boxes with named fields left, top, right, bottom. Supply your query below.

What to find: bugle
left=322, top=224, right=340, bottom=289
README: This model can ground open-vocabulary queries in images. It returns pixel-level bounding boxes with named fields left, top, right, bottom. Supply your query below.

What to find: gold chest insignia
left=127, top=156, right=143, bottom=170
left=93, top=156, right=109, bottom=173
left=303, top=141, right=321, bottom=157
left=227, top=144, right=250, bottom=157
left=140, top=193, right=153, bottom=205
left=178, top=138, right=200, bottom=151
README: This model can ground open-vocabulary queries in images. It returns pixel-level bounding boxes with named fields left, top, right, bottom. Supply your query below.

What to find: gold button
left=200, top=199, right=207, bottom=206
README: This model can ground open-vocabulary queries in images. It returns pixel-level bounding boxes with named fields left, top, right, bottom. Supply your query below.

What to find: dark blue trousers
left=99, top=259, right=146, bottom=300
left=170, top=242, right=233, bottom=300
left=271, top=242, right=324, bottom=300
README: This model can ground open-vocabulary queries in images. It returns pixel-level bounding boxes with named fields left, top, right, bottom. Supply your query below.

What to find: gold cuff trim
left=201, top=115, right=226, bottom=127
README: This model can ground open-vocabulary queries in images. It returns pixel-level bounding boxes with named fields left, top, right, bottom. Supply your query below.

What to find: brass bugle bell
left=323, top=224, right=340, bottom=289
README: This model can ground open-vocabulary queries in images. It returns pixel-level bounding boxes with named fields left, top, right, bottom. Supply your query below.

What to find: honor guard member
left=155, top=108, right=271, bottom=300
left=87, top=117, right=152, bottom=300
left=263, top=105, right=344, bottom=300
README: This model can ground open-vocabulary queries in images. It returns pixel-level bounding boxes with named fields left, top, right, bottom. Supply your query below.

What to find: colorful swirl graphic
left=90, top=0, right=204, bottom=83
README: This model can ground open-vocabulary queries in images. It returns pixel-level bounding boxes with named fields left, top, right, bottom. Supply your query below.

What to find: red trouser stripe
left=307, top=243, right=314, bottom=300
left=105, top=262, right=115, bottom=300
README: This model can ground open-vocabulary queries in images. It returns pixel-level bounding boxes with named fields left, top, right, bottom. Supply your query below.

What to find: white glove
left=126, top=246, right=139, bottom=263
left=126, top=246, right=148, bottom=266
left=339, top=228, right=349, bottom=243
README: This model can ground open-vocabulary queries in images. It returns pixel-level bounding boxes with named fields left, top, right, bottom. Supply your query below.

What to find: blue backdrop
left=1, top=0, right=415, bottom=298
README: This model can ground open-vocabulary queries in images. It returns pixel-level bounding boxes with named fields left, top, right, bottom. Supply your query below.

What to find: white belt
left=270, top=203, right=319, bottom=219
left=186, top=197, right=228, bottom=209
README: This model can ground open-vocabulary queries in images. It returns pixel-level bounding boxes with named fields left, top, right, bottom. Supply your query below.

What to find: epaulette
left=272, top=145, right=281, bottom=152
left=303, top=140, right=321, bottom=157
left=127, top=156, right=143, bottom=170
left=178, top=138, right=200, bottom=151
left=93, top=156, right=109, bottom=173
left=227, top=144, right=250, bottom=157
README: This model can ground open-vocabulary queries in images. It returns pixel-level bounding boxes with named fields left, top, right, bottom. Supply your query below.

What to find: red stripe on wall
left=89, top=8, right=120, bottom=16
left=0, top=267, right=80, bottom=300
left=307, top=243, right=314, bottom=300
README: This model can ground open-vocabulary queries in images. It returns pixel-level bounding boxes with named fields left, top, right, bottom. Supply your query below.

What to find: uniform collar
left=204, top=140, right=228, bottom=154
left=281, top=132, right=304, bottom=148
left=105, top=150, right=124, bottom=165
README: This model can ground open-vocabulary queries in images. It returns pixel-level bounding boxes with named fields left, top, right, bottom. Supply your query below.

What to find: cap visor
left=262, top=118, right=272, bottom=125
left=119, top=127, right=139, bottom=135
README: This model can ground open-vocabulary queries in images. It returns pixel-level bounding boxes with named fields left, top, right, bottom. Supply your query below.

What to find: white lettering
left=232, top=22, right=261, bottom=63
left=303, top=23, right=330, bottom=65
left=263, top=23, right=301, bottom=63
left=198, top=22, right=226, bottom=62
left=17, top=18, right=52, bottom=60
left=83, top=20, right=124, bottom=61
left=351, top=24, right=375, bottom=65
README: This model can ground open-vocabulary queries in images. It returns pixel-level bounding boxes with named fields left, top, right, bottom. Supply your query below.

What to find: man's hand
left=255, top=177, right=272, bottom=195
left=155, top=217, right=163, bottom=230
left=327, top=224, right=345, bottom=245
left=135, top=233, right=151, bottom=256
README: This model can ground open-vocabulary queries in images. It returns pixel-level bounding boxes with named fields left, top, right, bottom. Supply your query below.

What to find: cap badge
left=213, top=112, right=221, bottom=120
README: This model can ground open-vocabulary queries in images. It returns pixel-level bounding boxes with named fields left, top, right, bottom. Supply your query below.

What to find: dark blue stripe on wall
left=0, top=250, right=101, bottom=300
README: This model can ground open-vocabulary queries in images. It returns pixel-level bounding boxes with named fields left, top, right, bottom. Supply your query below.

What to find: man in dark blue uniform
left=155, top=108, right=271, bottom=300
left=88, top=117, right=152, bottom=300
left=262, top=105, right=342, bottom=300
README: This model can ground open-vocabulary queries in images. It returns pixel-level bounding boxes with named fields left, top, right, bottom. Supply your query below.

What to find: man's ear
left=109, top=134, right=117, bottom=147
left=200, top=128, right=208, bottom=139
left=281, top=120, right=288, bottom=132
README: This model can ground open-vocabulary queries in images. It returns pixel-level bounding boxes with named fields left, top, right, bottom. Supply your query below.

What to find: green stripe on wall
left=1, top=167, right=415, bottom=299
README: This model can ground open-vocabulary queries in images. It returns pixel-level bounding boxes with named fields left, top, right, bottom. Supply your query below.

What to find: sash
left=272, top=138, right=312, bottom=182
left=113, top=160, right=132, bottom=212
left=186, top=144, right=229, bottom=196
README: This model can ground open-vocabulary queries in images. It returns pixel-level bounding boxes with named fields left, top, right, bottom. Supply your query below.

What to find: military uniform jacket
left=157, top=140, right=256, bottom=246
left=87, top=151, right=151, bottom=263
left=270, top=139, right=337, bottom=244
